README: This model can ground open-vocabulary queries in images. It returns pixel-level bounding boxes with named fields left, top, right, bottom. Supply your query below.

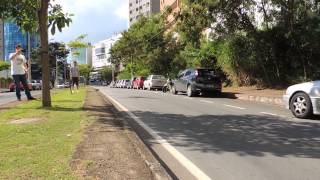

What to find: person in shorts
left=70, top=61, right=80, bottom=93
left=9, top=44, right=35, bottom=101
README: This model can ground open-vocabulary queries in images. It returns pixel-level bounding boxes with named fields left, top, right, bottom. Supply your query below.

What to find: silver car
left=143, top=75, right=166, bottom=90
left=283, top=81, right=320, bottom=118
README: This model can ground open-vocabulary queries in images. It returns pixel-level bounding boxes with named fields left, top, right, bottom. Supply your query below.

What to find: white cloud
left=50, top=0, right=129, bottom=43
left=114, top=0, right=129, bottom=20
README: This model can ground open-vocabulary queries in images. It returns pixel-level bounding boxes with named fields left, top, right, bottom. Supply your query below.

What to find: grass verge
left=0, top=88, right=90, bottom=179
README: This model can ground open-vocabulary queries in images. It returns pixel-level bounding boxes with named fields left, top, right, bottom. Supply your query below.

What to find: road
left=96, top=86, right=320, bottom=180
left=0, top=90, right=42, bottom=106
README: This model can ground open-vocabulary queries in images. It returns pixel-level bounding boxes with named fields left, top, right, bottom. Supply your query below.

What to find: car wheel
left=171, top=85, right=177, bottom=95
left=290, top=92, right=313, bottom=118
left=187, top=85, right=194, bottom=97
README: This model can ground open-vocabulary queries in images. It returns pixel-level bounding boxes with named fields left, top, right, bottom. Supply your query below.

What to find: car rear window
left=197, top=69, right=215, bottom=77
left=153, top=75, right=165, bottom=79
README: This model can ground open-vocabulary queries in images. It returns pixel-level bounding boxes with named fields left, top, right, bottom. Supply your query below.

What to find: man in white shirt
left=10, top=44, right=35, bottom=101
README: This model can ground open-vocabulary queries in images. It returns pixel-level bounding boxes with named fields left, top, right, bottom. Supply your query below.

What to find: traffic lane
left=0, top=90, right=41, bottom=106
left=144, top=89, right=320, bottom=122
left=98, top=87, right=320, bottom=180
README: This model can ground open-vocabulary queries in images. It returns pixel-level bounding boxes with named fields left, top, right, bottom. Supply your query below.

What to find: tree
left=0, top=0, right=72, bottom=107
left=68, top=34, right=90, bottom=59
left=79, top=64, right=92, bottom=85
left=0, top=61, right=10, bottom=71
left=111, top=14, right=182, bottom=77
left=99, top=67, right=113, bottom=82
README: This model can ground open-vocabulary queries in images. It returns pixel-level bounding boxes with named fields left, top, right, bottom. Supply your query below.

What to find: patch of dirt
left=71, top=89, right=153, bottom=180
left=8, top=117, right=45, bottom=125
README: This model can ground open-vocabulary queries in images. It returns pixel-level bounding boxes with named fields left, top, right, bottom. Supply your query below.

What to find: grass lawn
left=0, top=88, right=91, bottom=179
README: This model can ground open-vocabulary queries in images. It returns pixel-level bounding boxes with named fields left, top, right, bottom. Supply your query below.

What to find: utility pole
left=27, top=33, right=32, bottom=82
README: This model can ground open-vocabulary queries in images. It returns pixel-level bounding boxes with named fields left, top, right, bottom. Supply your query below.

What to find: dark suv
left=171, top=68, right=222, bottom=97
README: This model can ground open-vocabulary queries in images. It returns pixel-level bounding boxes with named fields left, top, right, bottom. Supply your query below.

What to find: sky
left=50, top=0, right=129, bottom=44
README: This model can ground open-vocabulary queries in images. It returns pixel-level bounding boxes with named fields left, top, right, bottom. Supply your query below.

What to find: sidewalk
left=223, top=86, right=285, bottom=106
left=0, top=88, right=9, bottom=93
left=71, top=88, right=171, bottom=180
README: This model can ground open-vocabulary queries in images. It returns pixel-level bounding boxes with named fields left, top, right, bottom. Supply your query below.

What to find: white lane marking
left=183, top=97, right=194, bottom=100
left=101, top=90, right=212, bottom=180
left=200, top=100, right=214, bottom=104
left=224, top=104, right=246, bottom=110
left=260, top=112, right=286, bottom=117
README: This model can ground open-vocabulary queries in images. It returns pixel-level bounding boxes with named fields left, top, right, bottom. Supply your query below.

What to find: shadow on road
left=132, top=111, right=320, bottom=158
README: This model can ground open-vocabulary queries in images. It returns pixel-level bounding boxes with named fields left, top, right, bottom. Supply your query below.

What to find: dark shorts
left=72, top=77, right=79, bottom=86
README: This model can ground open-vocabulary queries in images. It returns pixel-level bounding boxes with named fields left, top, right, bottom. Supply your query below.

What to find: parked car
left=133, top=76, right=145, bottom=89
left=283, top=81, right=320, bottom=118
left=109, top=81, right=116, bottom=88
left=124, top=79, right=131, bottom=88
left=128, top=77, right=136, bottom=89
left=31, top=80, right=42, bottom=90
left=143, top=75, right=166, bottom=90
left=9, top=82, right=33, bottom=92
left=171, top=68, right=222, bottom=97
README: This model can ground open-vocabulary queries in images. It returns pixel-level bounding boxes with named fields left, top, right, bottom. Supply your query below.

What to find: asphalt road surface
left=0, top=90, right=41, bottom=106
left=96, top=86, right=320, bottom=180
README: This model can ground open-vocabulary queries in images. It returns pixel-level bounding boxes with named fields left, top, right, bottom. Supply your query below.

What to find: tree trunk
left=39, top=0, right=51, bottom=107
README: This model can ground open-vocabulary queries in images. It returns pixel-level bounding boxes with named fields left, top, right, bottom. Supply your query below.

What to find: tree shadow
left=131, top=111, right=320, bottom=158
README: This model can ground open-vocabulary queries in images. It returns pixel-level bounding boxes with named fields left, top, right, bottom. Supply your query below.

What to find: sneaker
left=28, top=97, right=36, bottom=101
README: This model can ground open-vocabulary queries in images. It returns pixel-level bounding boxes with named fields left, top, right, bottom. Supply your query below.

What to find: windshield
left=153, top=75, right=165, bottom=79
left=197, top=69, right=215, bottom=77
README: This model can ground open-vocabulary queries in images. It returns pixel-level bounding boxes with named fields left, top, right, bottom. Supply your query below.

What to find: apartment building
left=129, top=0, right=160, bottom=26
left=92, top=34, right=122, bottom=70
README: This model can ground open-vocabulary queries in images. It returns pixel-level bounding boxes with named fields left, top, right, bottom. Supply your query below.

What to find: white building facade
left=92, top=34, right=122, bottom=70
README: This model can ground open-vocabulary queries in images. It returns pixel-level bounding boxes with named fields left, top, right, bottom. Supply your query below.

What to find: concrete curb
left=234, top=94, right=284, bottom=106
left=96, top=89, right=173, bottom=180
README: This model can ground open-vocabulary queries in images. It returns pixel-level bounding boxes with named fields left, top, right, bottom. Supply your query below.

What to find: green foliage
left=176, top=0, right=320, bottom=87
left=68, top=34, right=90, bottom=58
left=0, top=61, right=10, bottom=71
left=117, top=71, right=132, bottom=80
left=99, top=67, right=113, bottom=82
left=79, top=64, right=92, bottom=83
left=111, top=14, right=183, bottom=78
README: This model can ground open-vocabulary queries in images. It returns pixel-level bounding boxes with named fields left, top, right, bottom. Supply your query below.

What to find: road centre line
left=100, top=90, right=212, bottom=180
left=224, top=104, right=246, bottom=110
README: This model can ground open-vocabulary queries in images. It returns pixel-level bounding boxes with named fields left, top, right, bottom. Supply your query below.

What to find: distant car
left=31, top=80, right=42, bottom=90
left=123, top=80, right=131, bottom=88
left=143, top=75, right=166, bottom=90
left=171, top=68, right=222, bottom=97
left=9, top=82, right=33, bottom=92
left=128, top=77, right=136, bottom=89
left=102, top=81, right=108, bottom=86
left=133, top=76, right=145, bottom=89
left=283, top=81, right=320, bottom=118
left=57, top=84, right=65, bottom=89
left=109, top=81, right=116, bottom=88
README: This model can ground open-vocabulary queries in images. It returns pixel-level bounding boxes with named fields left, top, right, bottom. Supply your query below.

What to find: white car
left=283, top=81, right=320, bottom=118
left=31, top=80, right=42, bottom=90
left=143, top=75, right=166, bottom=90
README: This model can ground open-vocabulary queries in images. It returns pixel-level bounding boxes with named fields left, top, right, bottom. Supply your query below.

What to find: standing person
left=10, top=44, right=35, bottom=101
left=70, top=60, right=80, bottom=93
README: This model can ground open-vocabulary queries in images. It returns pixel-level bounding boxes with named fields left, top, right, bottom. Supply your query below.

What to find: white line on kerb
left=200, top=100, right=214, bottom=104
left=102, top=91, right=212, bottom=180
left=260, top=112, right=282, bottom=117
left=224, top=104, right=246, bottom=110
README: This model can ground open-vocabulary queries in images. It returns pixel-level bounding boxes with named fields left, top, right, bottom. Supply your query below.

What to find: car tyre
left=290, top=92, right=313, bottom=119
left=171, top=85, right=177, bottom=95
left=187, top=85, right=194, bottom=97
